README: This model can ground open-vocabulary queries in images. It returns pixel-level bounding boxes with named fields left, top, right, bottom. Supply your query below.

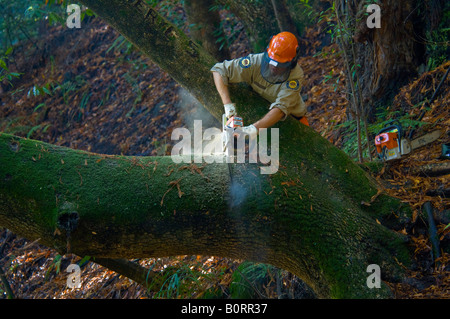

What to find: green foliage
left=337, top=120, right=371, bottom=160
left=322, top=69, right=341, bottom=92
left=0, top=47, right=21, bottom=85
left=27, top=123, right=51, bottom=139
left=106, top=35, right=134, bottom=56
left=56, top=80, right=79, bottom=104
left=337, top=104, right=432, bottom=161
left=27, top=83, right=53, bottom=97
left=45, top=254, right=62, bottom=280
left=145, top=0, right=185, bottom=29
left=52, top=75, right=87, bottom=105
left=208, top=5, right=241, bottom=52
left=123, top=71, right=143, bottom=108
left=288, top=0, right=325, bottom=36
left=24, top=74, right=92, bottom=123
left=78, top=91, right=91, bottom=121
left=229, top=262, right=276, bottom=299
left=0, top=1, right=65, bottom=92
left=425, top=2, right=450, bottom=71
left=426, top=30, right=450, bottom=71
left=149, top=261, right=224, bottom=299
left=212, top=19, right=232, bottom=52
left=0, top=0, right=95, bottom=90
left=0, top=0, right=66, bottom=52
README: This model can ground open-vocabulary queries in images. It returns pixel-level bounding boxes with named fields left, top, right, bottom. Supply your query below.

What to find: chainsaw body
left=375, top=121, right=441, bottom=161
left=375, top=123, right=403, bottom=161
left=225, top=115, right=243, bottom=129
left=222, top=114, right=244, bottom=154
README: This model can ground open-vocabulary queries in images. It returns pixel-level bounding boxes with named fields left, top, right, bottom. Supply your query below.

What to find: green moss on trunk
left=0, top=132, right=412, bottom=298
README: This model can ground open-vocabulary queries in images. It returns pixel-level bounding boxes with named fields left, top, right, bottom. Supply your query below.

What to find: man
left=211, top=31, right=308, bottom=138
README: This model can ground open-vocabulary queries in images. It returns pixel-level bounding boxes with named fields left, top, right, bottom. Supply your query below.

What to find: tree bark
left=351, top=0, right=427, bottom=113
left=184, top=0, right=230, bottom=61
left=270, top=0, right=298, bottom=34
left=218, top=0, right=280, bottom=52
left=0, top=0, right=414, bottom=298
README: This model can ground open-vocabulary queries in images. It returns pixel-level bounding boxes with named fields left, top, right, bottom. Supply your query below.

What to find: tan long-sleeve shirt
left=210, top=53, right=306, bottom=120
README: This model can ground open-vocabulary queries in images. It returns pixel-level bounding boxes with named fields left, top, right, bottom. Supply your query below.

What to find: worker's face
left=260, top=52, right=292, bottom=84
left=268, top=64, right=286, bottom=75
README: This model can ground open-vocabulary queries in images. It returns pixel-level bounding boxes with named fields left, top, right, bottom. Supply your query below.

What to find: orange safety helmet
left=260, top=32, right=300, bottom=84
left=267, top=32, right=299, bottom=64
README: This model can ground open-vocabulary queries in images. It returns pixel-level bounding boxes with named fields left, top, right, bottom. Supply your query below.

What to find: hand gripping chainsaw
left=222, top=113, right=244, bottom=155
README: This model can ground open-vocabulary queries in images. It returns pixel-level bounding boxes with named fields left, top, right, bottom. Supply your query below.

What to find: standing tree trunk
left=351, top=0, right=428, bottom=114
left=271, top=0, right=298, bottom=34
left=218, top=0, right=280, bottom=52
left=0, top=0, right=415, bottom=298
left=184, top=0, right=230, bottom=61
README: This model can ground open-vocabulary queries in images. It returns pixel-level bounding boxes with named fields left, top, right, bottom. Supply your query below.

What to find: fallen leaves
left=160, top=177, right=184, bottom=206
left=361, top=188, right=384, bottom=206
left=372, top=62, right=450, bottom=299
left=0, top=19, right=182, bottom=158
left=178, top=163, right=209, bottom=180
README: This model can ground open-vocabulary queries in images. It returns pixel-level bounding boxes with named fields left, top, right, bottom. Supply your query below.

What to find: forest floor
left=0, top=14, right=449, bottom=299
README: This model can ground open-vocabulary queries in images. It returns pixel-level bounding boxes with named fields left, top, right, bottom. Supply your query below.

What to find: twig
left=403, top=162, right=450, bottom=177
left=0, top=265, right=15, bottom=299
left=408, top=66, right=450, bottom=140
left=423, top=202, right=440, bottom=267
left=0, top=231, right=15, bottom=299
left=160, top=177, right=184, bottom=206
left=334, top=1, right=363, bottom=162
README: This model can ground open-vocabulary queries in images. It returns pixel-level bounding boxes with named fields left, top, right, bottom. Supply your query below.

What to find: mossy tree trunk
left=184, top=0, right=230, bottom=61
left=0, top=131, right=410, bottom=298
left=0, top=0, right=413, bottom=298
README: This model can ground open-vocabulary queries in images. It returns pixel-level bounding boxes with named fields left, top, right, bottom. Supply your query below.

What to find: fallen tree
left=0, top=0, right=414, bottom=298
left=0, top=126, right=411, bottom=299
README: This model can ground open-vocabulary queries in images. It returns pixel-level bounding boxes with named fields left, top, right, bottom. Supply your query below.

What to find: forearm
left=212, top=71, right=232, bottom=105
left=212, top=70, right=283, bottom=130
left=253, top=107, right=284, bottom=130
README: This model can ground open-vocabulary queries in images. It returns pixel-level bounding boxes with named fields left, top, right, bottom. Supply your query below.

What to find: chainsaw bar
left=409, top=130, right=442, bottom=151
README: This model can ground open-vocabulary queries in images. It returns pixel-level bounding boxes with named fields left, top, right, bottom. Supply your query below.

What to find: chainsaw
left=375, top=120, right=442, bottom=161
left=376, top=65, right=448, bottom=161
left=222, top=113, right=244, bottom=156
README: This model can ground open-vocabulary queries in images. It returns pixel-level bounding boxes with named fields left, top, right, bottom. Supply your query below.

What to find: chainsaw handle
left=378, top=123, right=402, bottom=137
left=222, top=114, right=228, bottom=128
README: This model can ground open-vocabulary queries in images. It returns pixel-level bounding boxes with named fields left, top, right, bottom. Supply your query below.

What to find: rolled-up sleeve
left=210, top=56, right=253, bottom=85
